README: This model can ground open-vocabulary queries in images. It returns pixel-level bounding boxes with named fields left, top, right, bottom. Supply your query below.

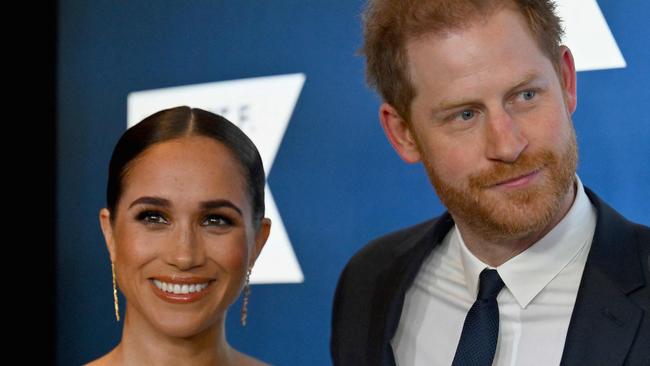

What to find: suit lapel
left=368, top=214, right=455, bottom=366
left=364, top=189, right=645, bottom=365
left=561, top=189, right=645, bottom=365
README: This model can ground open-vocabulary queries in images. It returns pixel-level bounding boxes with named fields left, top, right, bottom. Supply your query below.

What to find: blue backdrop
left=57, top=1, right=649, bottom=365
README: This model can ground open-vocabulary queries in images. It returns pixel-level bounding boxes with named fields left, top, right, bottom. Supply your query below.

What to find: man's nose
left=484, top=108, right=528, bottom=163
left=165, top=224, right=206, bottom=271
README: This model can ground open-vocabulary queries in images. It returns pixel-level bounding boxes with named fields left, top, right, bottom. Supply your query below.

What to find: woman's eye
left=202, top=215, right=232, bottom=227
left=137, top=211, right=168, bottom=225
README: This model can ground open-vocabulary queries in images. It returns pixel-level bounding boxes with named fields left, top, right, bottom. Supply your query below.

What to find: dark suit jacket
left=331, top=189, right=650, bottom=365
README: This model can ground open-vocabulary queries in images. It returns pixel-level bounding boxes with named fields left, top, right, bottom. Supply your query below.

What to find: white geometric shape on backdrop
left=556, top=0, right=626, bottom=71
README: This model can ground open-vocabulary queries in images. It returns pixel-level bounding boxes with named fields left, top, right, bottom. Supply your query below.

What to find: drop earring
left=112, top=262, right=120, bottom=322
left=240, top=268, right=252, bottom=326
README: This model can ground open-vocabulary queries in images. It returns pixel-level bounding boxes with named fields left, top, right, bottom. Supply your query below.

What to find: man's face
left=386, top=7, right=578, bottom=241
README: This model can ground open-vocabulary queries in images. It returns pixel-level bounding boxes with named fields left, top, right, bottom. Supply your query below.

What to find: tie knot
left=477, top=269, right=504, bottom=301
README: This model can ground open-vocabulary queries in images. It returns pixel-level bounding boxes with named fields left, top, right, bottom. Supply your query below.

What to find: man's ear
left=99, top=208, right=116, bottom=262
left=250, top=218, right=271, bottom=268
left=558, top=45, right=577, bottom=114
left=379, top=103, right=422, bottom=163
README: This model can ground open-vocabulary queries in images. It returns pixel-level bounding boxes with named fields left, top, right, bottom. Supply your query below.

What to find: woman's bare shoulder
left=234, top=350, right=271, bottom=366
left=84, top=355, right=109, bottom=366
left=83, top=347, right=119, bottom=366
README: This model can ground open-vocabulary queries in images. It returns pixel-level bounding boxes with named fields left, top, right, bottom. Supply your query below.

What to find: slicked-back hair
left=106, top=106, right=266, bottom=228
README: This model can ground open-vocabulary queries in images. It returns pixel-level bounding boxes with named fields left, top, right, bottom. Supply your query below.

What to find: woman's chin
left=150, top=315, right=218, bottom=339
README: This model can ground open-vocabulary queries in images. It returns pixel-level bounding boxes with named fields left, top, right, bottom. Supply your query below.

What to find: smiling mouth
left=152, top=280, right=210, bottom=294
left=492, top=169, right=541, bottom=188
left=148, top=276, right=215, bottom=303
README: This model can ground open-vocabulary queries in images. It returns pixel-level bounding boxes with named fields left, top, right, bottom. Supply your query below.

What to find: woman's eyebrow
left=200, top=199, right=243, bottom=216
left=128, top=196, right=171, bottom=209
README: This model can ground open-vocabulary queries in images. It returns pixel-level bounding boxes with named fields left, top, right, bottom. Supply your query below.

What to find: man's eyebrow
left=431, top=72, right=543, bottom=117
left=200, top=200, right=243, bottom=216
left=128, top=196, right=171, bottom=209
left=507, top=72, right=542, bottom=94
left=432, top=98, right=483, bottom=117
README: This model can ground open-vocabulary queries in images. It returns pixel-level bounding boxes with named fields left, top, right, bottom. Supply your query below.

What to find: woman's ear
left=99, top=208, right=116, bottom=262
left=250, top=218, right=271, bottom=267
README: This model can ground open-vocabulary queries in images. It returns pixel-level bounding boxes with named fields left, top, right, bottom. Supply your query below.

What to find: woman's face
left=99, top=136, right=270, bottom=337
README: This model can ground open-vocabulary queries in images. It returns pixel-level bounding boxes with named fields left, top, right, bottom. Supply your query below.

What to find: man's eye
left=202, top=215, right=232, bottom=227
left=459, top=110, right=475, bottom=121
left=137, top=211, right=168, bottom=225
left=521, top=90, right=536, bottom=101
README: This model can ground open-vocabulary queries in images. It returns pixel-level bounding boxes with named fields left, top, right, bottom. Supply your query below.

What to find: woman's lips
left=149, top=276, right=215, bottom=304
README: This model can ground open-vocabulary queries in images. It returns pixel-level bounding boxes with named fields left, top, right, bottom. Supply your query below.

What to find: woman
left=88, top=106, right=271, bottom=365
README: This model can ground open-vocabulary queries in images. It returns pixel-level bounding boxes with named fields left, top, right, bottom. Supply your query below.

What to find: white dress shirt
left=391, top=177, right=597, bottom=366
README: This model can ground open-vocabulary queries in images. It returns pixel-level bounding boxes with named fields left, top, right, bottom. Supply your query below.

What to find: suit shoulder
left=631, top=221, right=650, bottom=278
left=342, top=217, right=443, bottom=279
left=331, top=216, right=448, bottom=363
left=613, top=210, right=650, bottom=260
left=632, top=220, right=650, bottom=248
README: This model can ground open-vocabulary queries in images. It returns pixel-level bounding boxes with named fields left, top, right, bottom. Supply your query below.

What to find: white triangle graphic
left=556, top=0, right=626, bottom=71
left=127, top=73, right=306, bottom=284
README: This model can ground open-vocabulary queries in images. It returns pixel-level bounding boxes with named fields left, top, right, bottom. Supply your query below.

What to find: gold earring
left=240, top=268, right=252, bottom=326
left=112, top=262, right=120, bottom=322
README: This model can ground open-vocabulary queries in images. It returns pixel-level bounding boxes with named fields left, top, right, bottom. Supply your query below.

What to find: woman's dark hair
left=106, top=106, right=265, bottom=227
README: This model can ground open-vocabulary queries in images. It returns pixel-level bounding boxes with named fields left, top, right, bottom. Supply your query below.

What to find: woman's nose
left=165, top=224, right=206, bottom=271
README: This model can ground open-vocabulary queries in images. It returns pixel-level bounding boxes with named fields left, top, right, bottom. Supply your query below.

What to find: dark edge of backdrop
left=8, top=0, right=57, bottom=361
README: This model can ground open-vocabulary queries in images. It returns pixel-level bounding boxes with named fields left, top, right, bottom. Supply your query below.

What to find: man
left=330, top=1, right=649, bottom=365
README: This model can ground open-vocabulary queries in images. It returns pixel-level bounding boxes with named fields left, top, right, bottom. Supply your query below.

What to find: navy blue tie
left=451, top=269, right=505, bottom=366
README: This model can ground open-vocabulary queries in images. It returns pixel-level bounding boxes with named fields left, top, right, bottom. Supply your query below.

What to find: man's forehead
left=405, top=8, right=546, bottom=73
left=403, top=1, right=513, bottom=43
left=404, top=8, right=559, bottom=106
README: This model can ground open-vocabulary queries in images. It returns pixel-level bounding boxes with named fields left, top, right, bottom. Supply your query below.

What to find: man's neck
left=456, top=183, right=577, bottom=267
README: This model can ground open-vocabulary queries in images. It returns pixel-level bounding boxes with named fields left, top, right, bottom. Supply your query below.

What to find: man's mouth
left=492, top=169, right=541, bottom=188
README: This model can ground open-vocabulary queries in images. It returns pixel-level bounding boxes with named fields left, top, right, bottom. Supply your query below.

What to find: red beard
left=422, top=128, right=578, bottom=242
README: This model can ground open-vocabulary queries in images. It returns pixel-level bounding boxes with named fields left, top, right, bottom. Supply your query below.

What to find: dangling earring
left=240, top=268, right=252, bottom=326
left=111, top=262, right=120, bottom=322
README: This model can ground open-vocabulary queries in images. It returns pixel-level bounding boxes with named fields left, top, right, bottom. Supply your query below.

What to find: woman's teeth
left=153, top=280, right=209, bottom=294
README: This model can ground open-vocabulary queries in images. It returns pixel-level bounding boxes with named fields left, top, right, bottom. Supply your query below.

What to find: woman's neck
left=109, top=309, right=235, bottom=366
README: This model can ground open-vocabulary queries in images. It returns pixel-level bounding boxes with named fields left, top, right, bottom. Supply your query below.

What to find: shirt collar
left=456, top=175, right=596, bottom=308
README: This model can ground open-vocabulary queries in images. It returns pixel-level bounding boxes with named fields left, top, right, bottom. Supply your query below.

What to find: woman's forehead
left=119, top=137, right=250, bottom=209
